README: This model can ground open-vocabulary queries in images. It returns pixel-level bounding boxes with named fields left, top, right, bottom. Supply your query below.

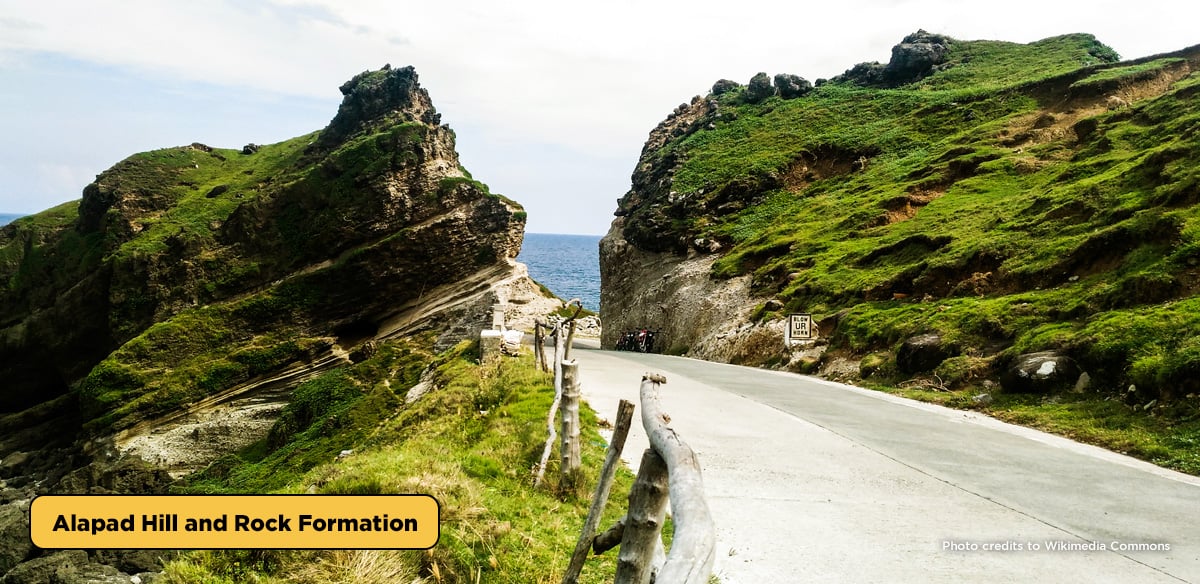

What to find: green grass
left=619, top=33, right=1200, bottom=403
left=164, top=344, right=635, bottom=583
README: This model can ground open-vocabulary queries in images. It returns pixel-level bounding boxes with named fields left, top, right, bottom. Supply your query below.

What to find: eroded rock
left=1000, top=351, right=1082, bottom=394
left=744, top=72, right=775, bottom=103
left=774, top=73, right=813, bottom=99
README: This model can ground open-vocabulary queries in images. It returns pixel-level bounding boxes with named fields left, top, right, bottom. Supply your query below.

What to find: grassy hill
left=610, top=32, right=1200, bottom=473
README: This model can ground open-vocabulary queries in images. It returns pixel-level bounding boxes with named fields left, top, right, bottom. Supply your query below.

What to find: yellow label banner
left=30, top=494, right=439, bottom=549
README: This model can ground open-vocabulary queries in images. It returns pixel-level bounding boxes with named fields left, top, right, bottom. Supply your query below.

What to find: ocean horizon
left=517, top=232, right=601, bottom=312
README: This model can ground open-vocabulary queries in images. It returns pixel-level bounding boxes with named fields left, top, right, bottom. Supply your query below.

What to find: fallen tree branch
left=639, top=373, right=716, bottom=583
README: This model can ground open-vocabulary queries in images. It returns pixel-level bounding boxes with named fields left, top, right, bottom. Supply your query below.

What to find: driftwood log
left=612, top=448, right=670, bottom=584
left=561, top=399, right=636, bottom=584
left=639, top=373, right=716, bottom=583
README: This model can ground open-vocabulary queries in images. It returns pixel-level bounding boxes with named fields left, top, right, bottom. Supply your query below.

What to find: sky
left=0, top=1, right=1196, bottom=235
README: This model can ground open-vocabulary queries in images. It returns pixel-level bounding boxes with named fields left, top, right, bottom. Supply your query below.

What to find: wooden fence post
left=639, top=373, right=716, bottom=583
left=559, top=359, right=582, bottom=491
left=561, top=400, right=635, bottom=584
left=534, top=323, right=566, bottom=487
left=562, top=298, right=583, bottom=362
left=612, top=449, right=669, bottom=584
left=534, top=321, right=549, bottom=373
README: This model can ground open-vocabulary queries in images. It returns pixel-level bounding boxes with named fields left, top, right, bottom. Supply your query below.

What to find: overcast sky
left=0, top=1, right=1195, bottom=235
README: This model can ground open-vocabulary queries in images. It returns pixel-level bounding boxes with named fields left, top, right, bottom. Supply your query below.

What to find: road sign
left=787, top=313, right=815, bottom=343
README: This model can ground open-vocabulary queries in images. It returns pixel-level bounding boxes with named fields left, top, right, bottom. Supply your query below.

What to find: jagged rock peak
left=319, top=64, right=442, bottom=147
left=836, top=29, right=953, bottom=87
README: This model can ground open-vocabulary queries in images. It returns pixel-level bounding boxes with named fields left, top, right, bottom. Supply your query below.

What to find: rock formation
left=0, top=65, right=542, bottom=580
left=600, top=31, right=1200, bottom=406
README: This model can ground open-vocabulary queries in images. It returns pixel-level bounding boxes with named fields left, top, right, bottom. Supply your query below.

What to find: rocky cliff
left=1, top=65, right=528, bottom=422
left=601, top=32, right=1200, bottom=407
left=0, top=65, right=552, bottom=579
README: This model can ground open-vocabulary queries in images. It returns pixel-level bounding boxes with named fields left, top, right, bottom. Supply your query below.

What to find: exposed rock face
left=613, top=94, right=718, bottom=253
left=1000, top=351, right=1082, bottom=394
left=0, top=65, right=525, bottom=419
left=600, top=226, right=762, bottom=360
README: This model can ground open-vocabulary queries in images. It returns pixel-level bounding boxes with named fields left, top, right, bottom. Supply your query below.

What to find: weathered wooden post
left=534, top=323, right=567, bottom=487
left=612, top=448, right=670, bottom=584
left=561, top=400, right=635, bottom=584
left=639, top=373, right=715, bottom=583
left=562, top=298, right=583, bottom=361
left=534, top=321, right=549, bottom=373
left=559, top=359, right=582, bottom=491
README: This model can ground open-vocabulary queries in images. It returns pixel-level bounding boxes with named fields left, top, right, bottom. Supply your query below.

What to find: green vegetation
left=164, top=343, right=634, bottom=583
left=616, top=34, right=1200, bottom=472
left=632, top=34, right=1200, bottom=404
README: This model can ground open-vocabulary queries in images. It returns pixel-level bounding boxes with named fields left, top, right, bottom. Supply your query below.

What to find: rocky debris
left=56, top=456, right=174, bottom=494
left=241, top=143, right=260, bottom=154
left=973, top=393, right=993, bottom=406
left=711, top=79, right=740, bottom=96
left=773, top=73, right=813, bottom=99
left=2, top=550, right=88, bottom=584
left=895, top=333, right=957, bottom=374
left=744, top=72, right=775, bottom=103
left=0, top=502, right=33, bottom=575
left=91, top=549, right=174, bottom=576
left=1000, top=351, right=1082, bottom=394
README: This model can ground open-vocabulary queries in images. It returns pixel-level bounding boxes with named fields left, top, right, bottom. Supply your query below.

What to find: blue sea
left=0, top=214, right=23, bottom=226
left=517, top=233, right=602, bottom=312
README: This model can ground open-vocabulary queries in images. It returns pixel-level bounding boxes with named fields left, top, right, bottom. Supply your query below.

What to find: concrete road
left=570, top=345, right=1200, bottom=583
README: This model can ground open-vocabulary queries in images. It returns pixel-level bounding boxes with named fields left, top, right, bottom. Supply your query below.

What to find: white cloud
left=0, top=0, right=1196, bottom=230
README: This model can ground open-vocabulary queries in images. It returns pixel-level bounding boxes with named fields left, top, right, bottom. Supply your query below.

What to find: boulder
left=0, top=503, right=33, bottom=574
left=896, top=333, right=956, bottom=374
left=58, top=562, right=129, bottom=584
left=744, top=72, right=775, bottom=104
left=711, top=79, right=740, bottom=96
left=774, top=73, right=813, bottom=99
left=883, top=30, right=952, bottom=85
left=1000, top=351, right=1082, bottom=394
left=92, top=549, right=176, bottom=575
left=2, top=550, right=88, bottom=584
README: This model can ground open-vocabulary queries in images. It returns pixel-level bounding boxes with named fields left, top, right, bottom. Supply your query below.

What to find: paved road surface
left=570, top=344, right=1200, bottom=583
